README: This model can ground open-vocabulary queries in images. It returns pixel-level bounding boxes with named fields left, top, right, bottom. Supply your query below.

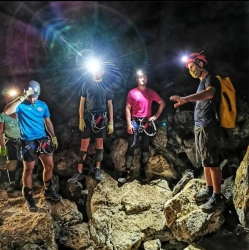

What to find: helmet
left=136, top=69, right=147, bottom=77
left=28, top=80, right=40, bottom=98
left=185, top=51, right=208, bottom=68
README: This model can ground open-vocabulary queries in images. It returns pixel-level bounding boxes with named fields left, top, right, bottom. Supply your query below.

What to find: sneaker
left=26, top=198, right=38, bottom=212
left=139, top=169, right=147, bottom=184
left=44, top=188, right=62, bottom=201
left=193, top=189, right=212, bottom=202
left=200, top=195, right=225, bottom=213
left=7, top=181, right=15, bottom=193
left=68, top=172, right=85, bottom=183
left=94, top=168, right=102, bottom=181
left=118, top=170, right=131, bottom=184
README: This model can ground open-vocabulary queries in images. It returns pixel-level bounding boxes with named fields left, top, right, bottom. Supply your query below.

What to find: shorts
left=194, top=125, right=221, bottom=167
left=21, top=136, right=54, bottom=162
left=81, top=120, right=106, bottom=139
left=5, top=138, right=19, bottom=160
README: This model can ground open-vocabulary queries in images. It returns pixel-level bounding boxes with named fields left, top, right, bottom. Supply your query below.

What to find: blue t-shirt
left=16, top=99, right=50, bottom=140
left=194, top=75, right=221, bottom=127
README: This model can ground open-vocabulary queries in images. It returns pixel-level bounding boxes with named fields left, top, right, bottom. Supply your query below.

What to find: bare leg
left=22, top=161, right=35, bottom=189
left=209, top=167, right=222, bottom=193
left=204, top=167, right=212, bottom=186
left=39, top=154, right=53, bottom=187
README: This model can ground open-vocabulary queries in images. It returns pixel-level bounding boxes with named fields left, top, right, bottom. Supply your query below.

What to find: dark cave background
left=0, top=1, right=248, bottom=128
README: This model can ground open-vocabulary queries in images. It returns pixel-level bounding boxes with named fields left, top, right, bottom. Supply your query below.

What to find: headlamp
left=136, top=69, right=147, bottom=77
left=85, top=58, right=103, bottom=74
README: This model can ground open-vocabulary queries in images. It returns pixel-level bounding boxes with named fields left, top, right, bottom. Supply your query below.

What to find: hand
left=148, top=115, right=158, bottom=122
left=79, top=118, right=86, bottom=132
left=19, top=89, right=35, bottom=102
left=127, top=124, right=134, bottom=134
left=52, top=137, right=58, bottom=150
left=0, top=147, right=7, bottom=157
left=169, top=95, right=189, bottom=108
left=107, top=122, right=114, bottom=134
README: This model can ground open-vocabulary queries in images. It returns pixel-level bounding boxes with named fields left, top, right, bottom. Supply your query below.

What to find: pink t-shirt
left=126, top=87, right=162, bottom=117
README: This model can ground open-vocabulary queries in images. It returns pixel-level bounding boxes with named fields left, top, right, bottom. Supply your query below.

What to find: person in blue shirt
left=4, top=80, right=61, bottom=211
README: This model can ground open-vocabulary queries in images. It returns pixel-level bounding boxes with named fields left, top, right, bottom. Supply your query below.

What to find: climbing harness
left=37, top=136, right=53, bottom=155
left=130, top=117, right=157, bottom=148
left=132, top=117, right=157, bottom=136
left=86, top=110, right=108, bottom=133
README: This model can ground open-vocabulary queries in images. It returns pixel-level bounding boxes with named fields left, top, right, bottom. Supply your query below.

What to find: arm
left=149, top=99, right=165, bottom=122
left=4, top=89, right=34, bottom=115
left=44, top=117, right=56, bottom=137
left=0, top=122, right=4, bottom=148
left=107, top=99, right=113, bottom=122
left=170, top=87, right=215, bottom=108
left=4, top=99, right=21, bottom=115
left=79, top=96, right=85, bottom=119
left=126, top=103, right=134, bottom=134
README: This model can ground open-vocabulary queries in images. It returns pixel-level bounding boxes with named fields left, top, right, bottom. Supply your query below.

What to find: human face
left=137, top=75, right=147, bottom=86
left=27, top=96, right=38, bottom=104
left=187, top=62, right=201, bottom=78
left=92, top=69, right=104, bottom=82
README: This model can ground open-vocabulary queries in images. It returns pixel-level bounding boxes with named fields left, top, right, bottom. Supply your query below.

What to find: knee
left=44, top=163, right=54, bottom=172
left=24, top=166, right=34, bottom=176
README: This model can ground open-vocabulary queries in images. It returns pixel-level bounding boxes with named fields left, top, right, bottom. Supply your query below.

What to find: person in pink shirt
left=118, top=69, right=165, bottom=184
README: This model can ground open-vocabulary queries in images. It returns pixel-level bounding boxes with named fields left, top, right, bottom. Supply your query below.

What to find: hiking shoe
left=193, top=189, right=212, bottom=202
left=44, top=188, right=62, bottom=201
left=95, top=168, right=102, bottom=181
left=200, top=195, right=225, bottom=213
left=68, top=172, right=85, bottom=183
left=26, top=198, right=38, bottom=212
left=118, top=170, right=131, bottom=184
left=7, top=181, right=15, bottom=193
left=139, top=168, right=147, bottom=184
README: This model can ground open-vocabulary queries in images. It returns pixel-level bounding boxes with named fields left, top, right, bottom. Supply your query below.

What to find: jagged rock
left=143, top=239, right=161, bottom=250
left=233, top=145, right=249, bottom=227
left=164, top=179, right=225, bottom=243
left=183, top=243, right=205, bottom=250
left=183, top=139, right=202, bottom=168
left=59, top=223, right=93, bottom=249
left=88, top=172, right=175, bottom=249
left=0, top=187, right=83, bottom=250
left=152, top=125, right=168, bottom=149
left=147, top=154, right=177, bottom=180
left=172, top=169, right=194, bottom=196
left=110, top=138, right=128, bottom=171
left=53, top=149, right=79, bottom=178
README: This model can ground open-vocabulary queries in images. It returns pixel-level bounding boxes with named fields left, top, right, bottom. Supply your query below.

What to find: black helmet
left=28, top=80, right=40, bottom=97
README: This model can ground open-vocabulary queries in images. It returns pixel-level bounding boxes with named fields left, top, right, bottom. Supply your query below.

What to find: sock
left=206, top=186, right=213, bottom=194
left=78, top=170, right=82, bottom=174
left=213, top=193, right=221, bottom=201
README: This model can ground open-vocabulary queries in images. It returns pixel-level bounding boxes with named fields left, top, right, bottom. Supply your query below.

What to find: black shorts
left=81, top=120, right=107, bottom=139
left=21, top=137, right=54, bottom=162
left=5, top=138, right=19, bottom=160
left=195, top=126, right=221, bottom=167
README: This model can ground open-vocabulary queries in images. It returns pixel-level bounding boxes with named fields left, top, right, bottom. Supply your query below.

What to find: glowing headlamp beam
left=85, top=58, right=102, bottom=73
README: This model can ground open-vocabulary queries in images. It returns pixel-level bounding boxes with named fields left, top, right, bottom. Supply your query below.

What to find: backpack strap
left=203, top=75, right=220, bottom=122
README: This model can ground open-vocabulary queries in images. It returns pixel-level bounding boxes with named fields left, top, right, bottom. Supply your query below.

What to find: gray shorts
left=194, top=126, right=221, bottom=167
